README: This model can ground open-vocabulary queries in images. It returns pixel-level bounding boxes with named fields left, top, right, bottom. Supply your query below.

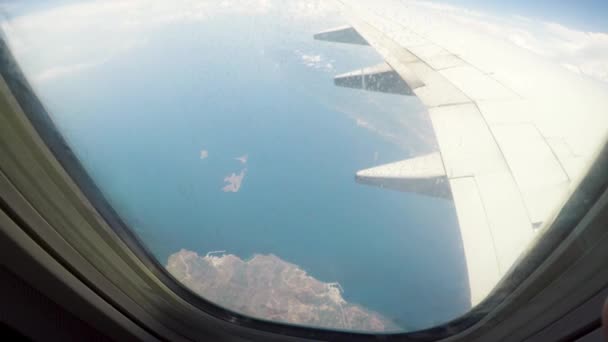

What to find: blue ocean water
left=31, top=7, right=469, bottom=330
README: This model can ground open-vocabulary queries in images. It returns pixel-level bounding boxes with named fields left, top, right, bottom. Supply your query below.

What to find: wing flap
left=334, top=63, right=414, bottom=95
left=355, top=152, right=451, bottom=198
left=313, top=25, right=369, bottom=45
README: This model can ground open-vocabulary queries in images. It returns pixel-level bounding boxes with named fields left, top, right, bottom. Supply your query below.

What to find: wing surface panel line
left=471, top=175, right=503, bottom=275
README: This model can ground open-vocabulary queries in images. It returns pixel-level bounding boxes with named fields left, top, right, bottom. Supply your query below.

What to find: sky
left=3, top=0, right=608, bottom=31
left=438, top=0, right=608, bottom=31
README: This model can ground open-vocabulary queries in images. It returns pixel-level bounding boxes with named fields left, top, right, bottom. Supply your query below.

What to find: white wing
left=317, top=0, right=608, bottom=305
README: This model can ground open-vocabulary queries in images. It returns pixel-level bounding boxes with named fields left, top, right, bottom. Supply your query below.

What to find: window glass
left=2, top=0, right=607, bottom=333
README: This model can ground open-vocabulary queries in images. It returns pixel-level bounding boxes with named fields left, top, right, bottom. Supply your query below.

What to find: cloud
left=222, top=169, right=246, bottom=193
left=538, top=22, right=608, bottom=82
left=302, top=54, right=322, bottom=64
left=296, top=50, right=335, bottom=72
left=2, top=0, right=338, bottom=83
left=404, top=0, right=608, bottom=83
left=493, top=19, right=608, bottom=82
left=200, top=149, right=209, bottom=160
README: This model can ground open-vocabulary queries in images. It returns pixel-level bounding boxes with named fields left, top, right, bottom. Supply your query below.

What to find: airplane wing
left=316, top=0, right=608, bottom=306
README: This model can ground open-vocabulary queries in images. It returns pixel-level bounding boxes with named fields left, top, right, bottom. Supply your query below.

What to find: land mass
left=222, top=169, right=246, bottom=193
left=166, top=249, right=398, bottom=332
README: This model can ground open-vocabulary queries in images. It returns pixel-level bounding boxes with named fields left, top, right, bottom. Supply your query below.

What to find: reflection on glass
left=2, top=0, right=608, bottom=333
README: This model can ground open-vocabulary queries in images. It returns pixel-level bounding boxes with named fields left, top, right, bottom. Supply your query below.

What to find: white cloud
left=538, top=22, right=608, bottom=82
left=200, top=149, right=209, bottom=160
left=2, top=0, right=338, bottom=84
left=296, top=50, right=335, bottom=72
left=302, top=54, right=322, bottom=64
left=405, top=0, right=608, bottom=83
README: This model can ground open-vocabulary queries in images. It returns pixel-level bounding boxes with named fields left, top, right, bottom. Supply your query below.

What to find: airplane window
left=2, top=0, right=607, bottom=334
